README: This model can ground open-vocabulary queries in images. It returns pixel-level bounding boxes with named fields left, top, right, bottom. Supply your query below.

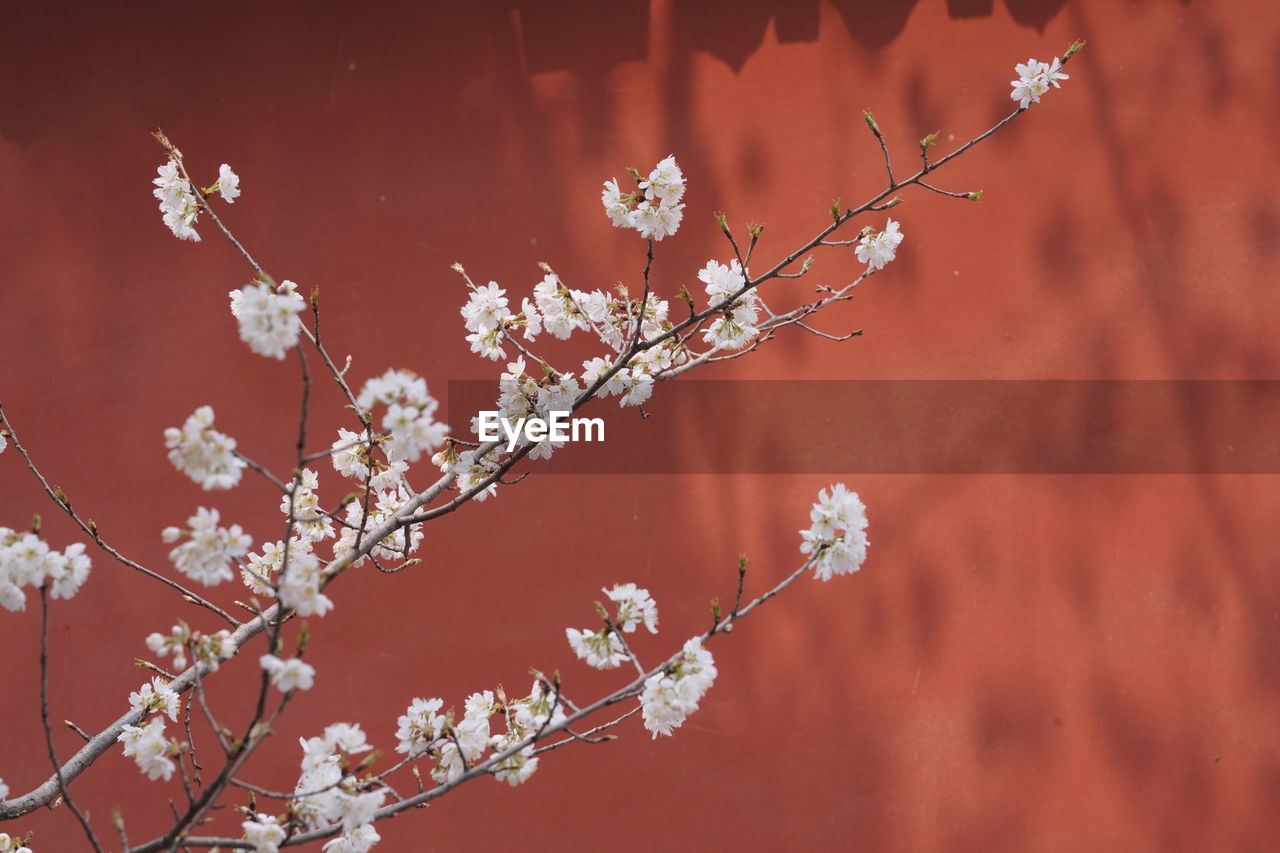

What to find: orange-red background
left=3, top=1, right=1280, bottom=850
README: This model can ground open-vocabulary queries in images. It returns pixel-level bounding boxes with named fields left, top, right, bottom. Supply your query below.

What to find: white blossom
left=1011, top=57, right=1067, bottom=109
left=166, top=507, right=252, bottom=587
left=0, top=777, right=8, bottom=800
left=229, top=280, right=306, bottom=360
left=855, top=218, right=904, bottom=271
left=0, top=834, right=31, bottom=853
left=356, top=369, right=448, bottom=463
left=164, top=405, right=246, bottom=490
left=460, top=281, right=511, bottom=334
left=698, top=258, right=746, bottom=307
left=242, top=813, right=286, bottom=853
left=129, top=677, right=180, bottom=721
left=276, top=541, right=334, bottom=617
left=332, top=788, right=386, bottom=834
left=331, top=428, right=371, bottom=480
left=639, top=155, right=686, bottom=203
left=566, top=627, right=626, bottom=669
left=153, top=159, right=201, bottom=241
left=47, top=542, right=91, bottom=599
left=323, top=824, right=381, bottom=853
left=395, top=697, right=445, bottom=757
left=511, top=679, right=565, bottom=733
left=489, top=735, right=539, bottom=786
left=604, top=583, right=659, bottom=633
left=281, top=469, right=335, bottom=542
left=217, top=163, right=241, bottom=203
left=799, top=483, right=869, bottom=581
left=601, top=178, right=633, bottom=226
left=629, top=198, right=684, bottom=241
left=332, top=485, right=423, bottom=567
left=0, top=528, right=93, bottom=610
left=118, top=717, right=176, bottom=781
left=640, top=637, right=718, bottom=738
left=261, top=654, right=316, bottom=692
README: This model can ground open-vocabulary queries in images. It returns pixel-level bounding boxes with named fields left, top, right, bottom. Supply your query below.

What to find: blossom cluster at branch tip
left=0, top=527, right=92, bottom=611
left=799, top=483, right=869, bottom=581
left=152, top=158, right=241, bottom=241
left=153, top=159, right=201, bottom=241
left=164, top=405, right=246, bottom=490
left=164, top=506, right=251, bottom=587
left=567, top=582, right=659, bottom=669
left=229, top=279, right=306, bottom=360
left=855, top=218, right=903, bottom=271
left=601, top=155, right=686, bottom=241
left=640, top=636, right=718, bottom=738
left=1010, top=57, right=1069, bottom=109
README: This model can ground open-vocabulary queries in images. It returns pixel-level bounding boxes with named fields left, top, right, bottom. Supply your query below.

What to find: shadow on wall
left=0, top=1, right=1071, bottom=146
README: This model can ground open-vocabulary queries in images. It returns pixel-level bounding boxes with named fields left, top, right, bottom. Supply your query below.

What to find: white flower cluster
left=261, top=653, right=316, bottom=693
left=146, top=622, right=237, bottom=672
left=698, top=258, right=762, bottom=351
left=0, top=833, right=29, bottom=853
left=242, top=814, right=286, bottom=853
left=0, top=527, right=91, bottom=611
left=331, top=485, right=423, bottom=568
left=128, top=677, right=180, bottom=722
left=1010, top=57, right=1069, bottom=109
left=285, top=723, right=384, bottom=852
left=799, top=483, right=869, bottom=581
left=566, top=583, right=659, bottom=670
left=215, top=163, right=240, bottom=203
left=0, top=430, right=7, bottom=454
left=164, top=405, right=246, bottom=491
left=431, top=442, right=500, bottom=502
left=117, top=717, right=176, bottom=781
left=855, top=218, right=904, bottom=271
left=275, top=537, right=333, bottom=617
left=282, top=469, right=335, bottom=544
left=163, top=507, right=251, bottom=587
left=395, top=680, right=563, bottom=789
left=152, top=159, right=239, bottom=241
left=356, top=369, right=449, bottom=463
left=640, top=637, right=718, bottom=738
left=460, top=282, right=541, bottom=361
left=601, top=155, right=686, bottom=241
left=153, top=160, right=201, bottom=242
left=229, top=279, right=306, bottom=360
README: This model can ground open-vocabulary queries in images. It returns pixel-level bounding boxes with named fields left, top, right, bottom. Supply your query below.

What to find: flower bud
left=920, top=131, right=940, bottom=150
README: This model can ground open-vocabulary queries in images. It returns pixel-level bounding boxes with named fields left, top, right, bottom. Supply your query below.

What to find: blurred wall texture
left=3, top=1, right=1280, bottom=850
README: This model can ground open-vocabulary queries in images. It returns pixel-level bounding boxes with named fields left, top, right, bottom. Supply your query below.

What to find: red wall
left=3, top=1, right=1280, bottom=850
